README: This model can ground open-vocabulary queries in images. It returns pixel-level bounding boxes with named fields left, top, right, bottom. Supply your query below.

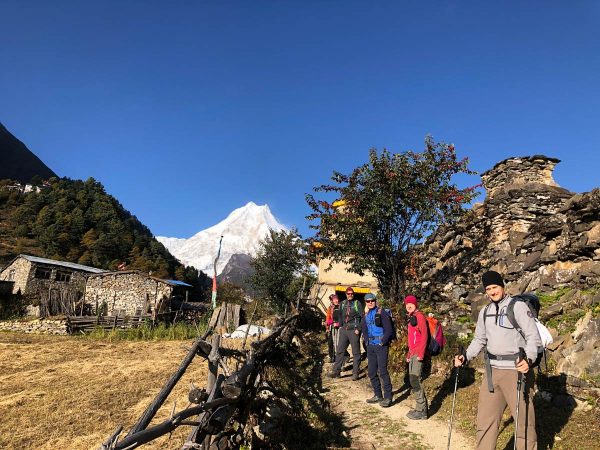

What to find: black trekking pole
left=514, top=347, right=527, bottom=450
left=447, top=345, right=464, bottom=450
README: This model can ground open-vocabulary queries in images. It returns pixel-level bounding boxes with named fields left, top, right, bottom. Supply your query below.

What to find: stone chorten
left=480, top=155, right=562, bottom=200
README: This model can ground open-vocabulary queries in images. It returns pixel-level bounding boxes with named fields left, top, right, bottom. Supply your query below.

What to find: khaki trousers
left=476, top=367, right=537, bottom=450
left=408, top=356, right=428, bottom=413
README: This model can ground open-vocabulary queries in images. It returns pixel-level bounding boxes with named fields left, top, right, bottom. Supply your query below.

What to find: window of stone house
left=56, top=271, right=72, bottom=282
left=8, top=269, right=15, bottom=281
left=34, top=267, right=52, bottom=280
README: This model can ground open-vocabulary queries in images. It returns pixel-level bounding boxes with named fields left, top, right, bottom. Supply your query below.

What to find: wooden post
left=242, top=300, right=260, bottom=350
left=207, top=334, right=220, bottom=392
left=204, top=334, right=220, bottom=449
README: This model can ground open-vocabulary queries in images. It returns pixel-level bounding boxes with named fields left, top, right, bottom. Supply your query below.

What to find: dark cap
left=482, top=271, right=504, bottom=288
left=345, top=287, right=354, bottom=294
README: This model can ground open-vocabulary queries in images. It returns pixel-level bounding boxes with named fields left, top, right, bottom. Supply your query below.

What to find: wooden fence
left=67, top=314, right=151, bottom=333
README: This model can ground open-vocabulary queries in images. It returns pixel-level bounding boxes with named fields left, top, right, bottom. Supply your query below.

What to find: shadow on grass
left=428, top=366, right=477, bottom=417
left=266, top=334, right=352, bottom=450
left=500, top=373, right=575, bottom=450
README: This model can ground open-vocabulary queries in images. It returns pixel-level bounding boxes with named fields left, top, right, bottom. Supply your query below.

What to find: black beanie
left=482, top=271, right=504, bottom=288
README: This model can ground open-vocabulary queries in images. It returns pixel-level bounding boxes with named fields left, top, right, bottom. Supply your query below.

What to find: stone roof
left=86, top=270, right=189, bottom=287
left=17, top=254, right=106, bottom=273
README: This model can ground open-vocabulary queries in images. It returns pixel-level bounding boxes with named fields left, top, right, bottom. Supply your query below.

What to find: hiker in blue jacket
left=361, top=293, right=393, bottom=407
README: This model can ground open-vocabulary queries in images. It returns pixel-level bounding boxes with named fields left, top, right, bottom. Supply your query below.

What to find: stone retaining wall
left=0, top=318, right=68, bottom=335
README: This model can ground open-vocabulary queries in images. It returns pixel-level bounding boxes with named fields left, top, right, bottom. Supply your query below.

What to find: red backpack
left=425, top=314, right=446, bottom=356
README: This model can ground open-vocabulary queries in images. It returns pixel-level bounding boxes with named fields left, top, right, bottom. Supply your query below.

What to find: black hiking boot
left=379, top=398, right=392, bottom=408
left=351, top=374, right=359, bottom=381
left=366, top=396, right=382, bottom=404
left=406, top=409, right=428, bottom=420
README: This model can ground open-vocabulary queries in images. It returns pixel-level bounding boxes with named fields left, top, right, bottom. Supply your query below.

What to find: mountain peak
left=0, top=122, right=57, bottom=183
left=157, top=202, right=287, bottom=275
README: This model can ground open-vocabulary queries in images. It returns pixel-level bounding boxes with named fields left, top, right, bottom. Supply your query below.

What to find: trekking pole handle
left=456, top=344, right=466, bottom=366
left=517, top=347, right=527, bottom=368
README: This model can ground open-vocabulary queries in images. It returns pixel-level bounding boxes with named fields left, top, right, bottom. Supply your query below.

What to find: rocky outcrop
left=556, top=312, right=600, bottom=379
left=407, top=155, right=600, bottom=387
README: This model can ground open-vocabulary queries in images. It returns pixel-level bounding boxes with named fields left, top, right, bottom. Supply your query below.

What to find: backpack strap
left=505, top=298, right=526, bottom=340
left=481, top=302, right=495, bottom=392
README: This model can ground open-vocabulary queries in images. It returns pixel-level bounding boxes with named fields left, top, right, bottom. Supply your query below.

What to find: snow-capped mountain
left=157, top=202, right=287, bottom=275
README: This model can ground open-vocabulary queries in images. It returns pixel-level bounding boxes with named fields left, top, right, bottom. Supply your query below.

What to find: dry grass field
left=0, top=332, right=211, bottom=449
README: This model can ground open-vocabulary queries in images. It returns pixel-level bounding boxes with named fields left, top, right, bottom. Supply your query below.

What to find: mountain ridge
left=0, top=122, right=57, bottom=183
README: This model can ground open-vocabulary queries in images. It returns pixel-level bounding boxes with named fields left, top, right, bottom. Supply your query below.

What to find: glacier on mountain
left=157, top=202, right=287, bottom=275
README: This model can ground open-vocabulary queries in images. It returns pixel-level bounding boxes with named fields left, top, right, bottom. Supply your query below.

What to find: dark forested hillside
left=0, top=122, right=57, bottom=183
left=0, top=177, right=210, bottom=299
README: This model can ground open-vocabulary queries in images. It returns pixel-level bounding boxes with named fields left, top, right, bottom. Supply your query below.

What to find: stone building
left=84, top=270, right=190, bottom=317
left=0, top=254, right=105, bottom=300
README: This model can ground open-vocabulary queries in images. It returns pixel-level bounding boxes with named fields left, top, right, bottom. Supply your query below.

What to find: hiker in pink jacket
left=405, top=295, right=429, bottom=420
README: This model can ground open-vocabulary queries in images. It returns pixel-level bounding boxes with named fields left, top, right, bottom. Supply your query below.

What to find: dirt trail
left=322, top=362, right=473, bottom=450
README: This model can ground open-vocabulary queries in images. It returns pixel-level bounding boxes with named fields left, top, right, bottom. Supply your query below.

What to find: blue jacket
left=362, top=307, right=393, bottom=346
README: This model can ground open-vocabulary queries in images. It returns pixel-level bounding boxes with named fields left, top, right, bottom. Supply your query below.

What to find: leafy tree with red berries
left=306, top=136, right=479, bottom=301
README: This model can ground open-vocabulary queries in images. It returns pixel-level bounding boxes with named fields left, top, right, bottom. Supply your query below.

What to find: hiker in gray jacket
left=455, top=270, right=542, bottom=450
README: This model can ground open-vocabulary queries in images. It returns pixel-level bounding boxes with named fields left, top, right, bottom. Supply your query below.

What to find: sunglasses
left=365, top=299, right=376, bottom=303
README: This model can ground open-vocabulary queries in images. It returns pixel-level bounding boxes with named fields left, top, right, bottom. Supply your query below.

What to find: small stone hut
left=0, top=254, right=105, bottom=300
left=84, top=270, right=190, bottom=317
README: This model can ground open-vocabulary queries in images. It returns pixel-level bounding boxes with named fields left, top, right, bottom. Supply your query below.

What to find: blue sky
left=2, top=1, right=599, bottom=238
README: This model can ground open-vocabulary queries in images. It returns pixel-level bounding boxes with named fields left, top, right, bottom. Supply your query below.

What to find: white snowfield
left=225, top=324, right=271, bottom=339
left=157, top=202, right=287, bottom=275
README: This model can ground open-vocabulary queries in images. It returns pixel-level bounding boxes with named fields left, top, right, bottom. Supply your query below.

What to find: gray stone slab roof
left=86, top=270, right=188, bottom=286
left=20, top=255, right=106, bottom=273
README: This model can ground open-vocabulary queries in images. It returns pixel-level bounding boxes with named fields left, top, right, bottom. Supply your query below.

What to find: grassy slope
left=0, top=333, right=208, bottom=449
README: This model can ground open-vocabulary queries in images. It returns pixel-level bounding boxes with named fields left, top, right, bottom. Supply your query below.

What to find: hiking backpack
left=425, top=314, right=446, bottom=356
left=374, top=307, right=398, bottom=341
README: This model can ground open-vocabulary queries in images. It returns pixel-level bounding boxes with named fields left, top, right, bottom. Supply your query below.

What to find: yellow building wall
left=311, top=257, right=378, bottom=312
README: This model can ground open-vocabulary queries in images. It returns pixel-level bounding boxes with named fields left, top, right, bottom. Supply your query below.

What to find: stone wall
left=412, top=155, right=599, bottom=307
left=0, top=257, right=31, bottom=294
left=85, top=271, right=173, bottom=316
left=0, top=318, right=68, bottom=335
left=405, top=155, right=600, bottom=383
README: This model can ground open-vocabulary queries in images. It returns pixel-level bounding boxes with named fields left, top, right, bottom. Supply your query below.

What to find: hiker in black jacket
left=328, top=287, right=363, bottom=380
left=361, top=293, right=393, bottom=407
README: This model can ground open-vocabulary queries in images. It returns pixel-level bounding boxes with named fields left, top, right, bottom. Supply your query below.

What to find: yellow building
left=310, top=249, right=378, bottom=312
